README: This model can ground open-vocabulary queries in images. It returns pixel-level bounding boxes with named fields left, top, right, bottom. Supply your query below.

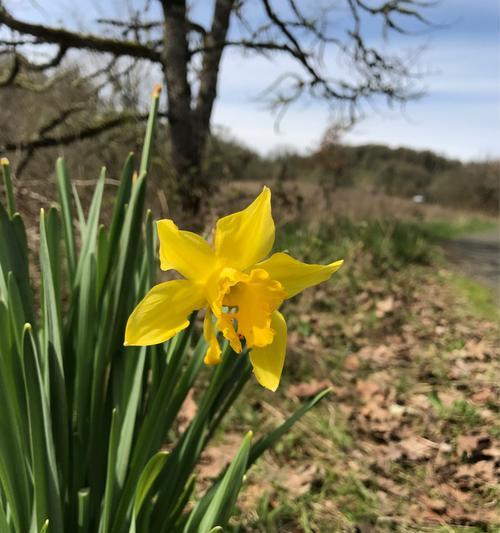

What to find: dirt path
left=443, top=228, right=500, bottom=302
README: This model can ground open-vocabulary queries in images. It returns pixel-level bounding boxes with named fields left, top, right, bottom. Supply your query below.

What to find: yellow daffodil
left=125, top=187, right=343, bottom=391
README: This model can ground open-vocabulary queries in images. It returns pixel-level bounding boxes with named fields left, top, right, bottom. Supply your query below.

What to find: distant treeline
left=204, top=135, right=499, bottom=214
left=1, top=63, right=497, bottom=214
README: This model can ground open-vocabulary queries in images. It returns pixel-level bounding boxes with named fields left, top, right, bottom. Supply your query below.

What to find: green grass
left=420, top=217, right=497, bottom=240
left=450, top=273, right=500, bottom=321
left=429, top=392, right=483, bottom=434
left=276, top=217, right=438, bottom=274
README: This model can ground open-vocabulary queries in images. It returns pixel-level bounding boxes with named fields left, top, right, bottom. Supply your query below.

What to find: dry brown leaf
left=344, top=354, right=360, bottom=371
left=375, top=296, right=395, bottom=317
left=288, top=379, right=332, bottom=400
left=456, top=434, right=491, bottom=459
left=278, top=464, right=318, bottom=496
left=471, top=387, right=496, bottom=404
left=421, top=495, right=447, bottom=514
left=454, top=461, right=496, bottom=487
left=398, top=436, right=437, bottom=461
left=464, top=339, right=490, bottom=360
left=355, top=379, right=382, bottom=400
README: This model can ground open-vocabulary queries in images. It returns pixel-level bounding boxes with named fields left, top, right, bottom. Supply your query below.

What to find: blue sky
left=5, top=0, right=500, bottom=160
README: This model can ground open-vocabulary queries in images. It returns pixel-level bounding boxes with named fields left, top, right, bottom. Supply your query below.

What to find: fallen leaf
left=355, top=379, right=382, bottom=400
left=376, top=296, right=395, bottom=317
left=288, top=379, right=332, bottom=400
left=456, top=434, right=491, bottom=460
left=471, top=387, right=495, bottom=404
left=421, top=495, right=446, bottom=514
left=344, top=354, right=360, bottom=371
left=278, top=464, right=318, bottom=496
left=398, top=436, right=437, bottom=461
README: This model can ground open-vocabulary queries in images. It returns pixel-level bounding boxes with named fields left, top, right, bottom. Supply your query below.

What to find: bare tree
left=0, top=0, right=434, bottom=213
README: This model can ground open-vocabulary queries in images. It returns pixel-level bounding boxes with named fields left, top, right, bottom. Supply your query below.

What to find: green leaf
left=128, top=451, right=168, bottom=533
left=0, top=305, right=31, bottom=533
left=1, top=157, right=16, bottom=218
left=0, top=204, right=33, bottom=325
left=248, top=387, right=331, bottom=467
left=184, top=431, right=252, bottom=533
left=133, top=451, right=168, bottom=518
left=108, top=153, right=134, bottom=261
left=72, top=183, right=87, bottom=236
left=55, top=158, right=76, bottom=282
left=96, top=225, right=110, bottom=299
left=40, top=208, right=64, bottom=370
left=139, top=86, right=161, bottom=175
left=75, top=166, right=106, bottom=287
left=21, top=325, right=63, bottom=532
left=0, top=495, right=9, bottom=533
left=115, top=348, right=147, bottom=488
left=99, top=408, right=121, bottom=533
left=77, top=489, right=91, bottom=533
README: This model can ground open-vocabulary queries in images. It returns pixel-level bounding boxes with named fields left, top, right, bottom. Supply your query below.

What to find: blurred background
left=0, top=0, right=499, bottom=531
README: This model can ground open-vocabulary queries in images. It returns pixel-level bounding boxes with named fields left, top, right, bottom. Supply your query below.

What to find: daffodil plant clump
left=0, top=88, right=342, bottom=533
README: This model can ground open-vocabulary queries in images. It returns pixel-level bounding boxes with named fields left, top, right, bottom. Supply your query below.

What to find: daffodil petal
left=249, top=311, right=287, bottom=391
left=203, top=311, right=222, bottom=365
left=157, top=219, right=216, bottom=280
left=215, top=186, right=274, bottom=270
left=125, top=280, right=205, bottom=346
left=257, top=252, right=343, bottom=299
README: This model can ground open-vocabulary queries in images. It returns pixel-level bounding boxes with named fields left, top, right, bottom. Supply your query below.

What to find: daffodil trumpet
left=125, top=187, right=343, bottom=391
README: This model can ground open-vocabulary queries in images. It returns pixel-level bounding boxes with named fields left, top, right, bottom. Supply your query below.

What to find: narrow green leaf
left=7, top=272, right=27, bottom=353
left=55, top=157, right=76, bottom=282
left=40, top=208, right=64, bottom=371
left=139, top=85, right=161, bottom=175
left=39, top=519, right=49, bottom=533
left=108, top=153, right=134, bottom=259
left=163, top=475, right=196, bottom=531
left=133, top=451, right=168, bottom=518
left=78, top=489, right=91, bottom=533
left=248, top=387, right=331, bottom=467
left=128, top=452, right=168, bottom=533
left=0, top=307, right=31, bottom=533
left=115, top=347, right=146, bottom=488
left=75, top=166, right=106, bottom=287
left=99, top=408, right=120, bottom=533
left=0, top=495, right=9, bottom=533
left=96, top=225, right=109, bottom=299
left=0, top=204, right=33, bottom=325
left=72, top=183, right=87, bottom=236
left=185, top=431, right=252, bottom=533
left=22, top=324, right=63, bottom=532
left=1, top=157, right=16, bottom=218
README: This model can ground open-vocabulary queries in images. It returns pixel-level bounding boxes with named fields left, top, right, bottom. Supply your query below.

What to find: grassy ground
left=197, top=208, right=499, bottom=532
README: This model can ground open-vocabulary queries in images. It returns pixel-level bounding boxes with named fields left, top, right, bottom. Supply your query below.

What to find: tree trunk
left=161, top=0, right=201, bottom=214
left=161, top=0, right=234, bottom=217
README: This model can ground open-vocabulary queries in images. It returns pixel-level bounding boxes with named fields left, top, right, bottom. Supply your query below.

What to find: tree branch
left=195, top=0, right=235, bottom=143
left=0, top=3, right=162, bottom=62
left=1, top=111, right=165, bottom=153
